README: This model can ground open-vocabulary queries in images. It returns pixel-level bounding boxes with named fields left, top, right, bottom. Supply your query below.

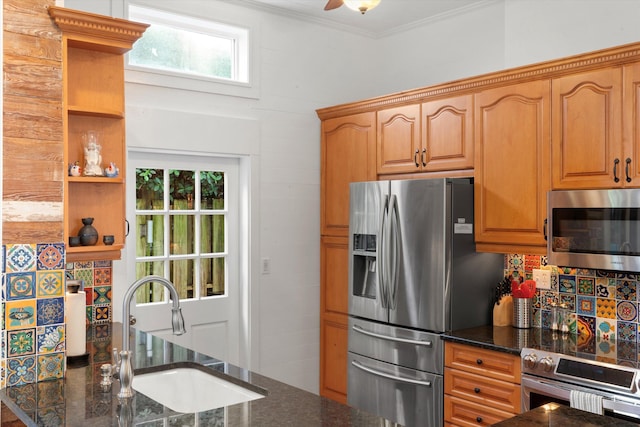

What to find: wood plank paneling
left=3, top=0, right=63, bottom=244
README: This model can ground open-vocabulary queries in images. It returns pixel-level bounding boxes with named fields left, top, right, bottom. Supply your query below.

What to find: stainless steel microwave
left=548, top=189, right=640, bottom=272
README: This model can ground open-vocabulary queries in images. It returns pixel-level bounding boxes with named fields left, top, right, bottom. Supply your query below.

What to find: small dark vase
left=78, top=217, right=99, bottom=246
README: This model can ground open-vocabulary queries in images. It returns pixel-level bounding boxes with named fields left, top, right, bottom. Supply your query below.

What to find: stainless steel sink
left=132, top=362, right=266, bottom=413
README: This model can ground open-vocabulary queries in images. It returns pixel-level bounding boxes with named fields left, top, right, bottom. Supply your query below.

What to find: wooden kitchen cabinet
left=474, top=80, right=551, bottom=254
left=377, top=104, right=421, bottom=174
left=320, top=236, right=349, bottom=403
left=444, top=342, right=521, bottom=426
left=376, top=96, right=473, bottom=175
left=551, top=67, right=624, bottom=189
left=422, top=94, right=474, bottom=173
left=321, top=112, right=376, bottom=237
left=49, top=7, right=147, bottom=261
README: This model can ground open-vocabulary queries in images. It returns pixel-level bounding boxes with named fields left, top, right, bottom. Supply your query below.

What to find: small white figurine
left=104, top=162, right=119, bottom=177
left=83, top=131, right=103, bottom=176
left=69, top=162, right=81, bottom=177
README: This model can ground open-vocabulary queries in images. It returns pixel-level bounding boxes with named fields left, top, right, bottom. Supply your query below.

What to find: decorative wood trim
left=48, top=6, right=149, bottom=53
left=317, top=41, right=640, bottom=120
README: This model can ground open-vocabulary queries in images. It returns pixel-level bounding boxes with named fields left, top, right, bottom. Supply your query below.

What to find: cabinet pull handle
left=476, top=416, right=483, bottom=423
left=476, top=359, right=483, bottom=365
left=614, top=158, right=620, bottom=183
left=421, top=148, right=427, bottom=167
left=626, top=158, right=632, bottom=183
left=125, top=219, right=130, bottom=237
left=474, top=387, right=481, bottom=393
left=543, top=218, right=548, bottom=241
left=414, top=149, right=419, bottom=167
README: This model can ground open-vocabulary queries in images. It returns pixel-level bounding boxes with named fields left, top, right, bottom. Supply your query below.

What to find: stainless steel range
left=521, top=347, right=640, bottom=421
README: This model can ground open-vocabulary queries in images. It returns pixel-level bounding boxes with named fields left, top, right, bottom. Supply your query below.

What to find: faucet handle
left=112, top=348, right=121, bottom=375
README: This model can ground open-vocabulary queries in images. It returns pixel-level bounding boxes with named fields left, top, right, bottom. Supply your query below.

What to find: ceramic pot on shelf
left=78, top=217, right=99, bottom=246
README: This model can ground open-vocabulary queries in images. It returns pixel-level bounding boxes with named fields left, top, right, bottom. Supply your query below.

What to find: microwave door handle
left=351, top=360, right=432, bottom=387
left=387, top=194, right=399, bottom=310
left=379, top=194, right=389, bottom=309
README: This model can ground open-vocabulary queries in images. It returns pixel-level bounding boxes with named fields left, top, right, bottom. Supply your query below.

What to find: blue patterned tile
left=5, top=244, right=36, bottom=273
left=559, top=274, right=576, bottom=293
left=618, top=321, right=637, bottom=341
left=37, top=325, right=64, bottom=353
left=36, top=271, right=64, bottom=298
left=616, top=279, right=637, bottom=301
left=36, top=298, right=64, bottom=326
left=6, top=272, right=36, bottom=300
left=6, top=356, right=36, bottom=386
left=93, top=260, right=112, bottom=268
left=577, top=296, right=596, bottom=317
left=36, top=353, right=64, bottom=381
left=36, top=243, right=65, bottom=271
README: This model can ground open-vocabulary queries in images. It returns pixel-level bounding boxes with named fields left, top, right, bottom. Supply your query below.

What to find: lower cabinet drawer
left=445, top=367, right=521, bottom=413
left=444, top=395, right=515, bottom=427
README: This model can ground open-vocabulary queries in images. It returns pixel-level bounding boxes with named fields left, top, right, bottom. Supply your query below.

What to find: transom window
left=134, top=162, right=232, bottom=303
left=128, top=5, right=249, bottom=84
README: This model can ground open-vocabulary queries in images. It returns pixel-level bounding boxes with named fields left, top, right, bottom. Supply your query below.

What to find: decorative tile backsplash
left=1, top=243, right=113, bottom=389
left=507, top=254, right=640, bottom=342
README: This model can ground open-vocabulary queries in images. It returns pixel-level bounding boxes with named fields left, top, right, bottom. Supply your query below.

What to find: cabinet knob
left=476, top=359, right=483, bottom=365
left=474, top=387, right=481, bottom=393
left=476, top=416, right=483, bottom=423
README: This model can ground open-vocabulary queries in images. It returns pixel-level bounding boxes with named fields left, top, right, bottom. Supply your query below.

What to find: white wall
left=61, top=0, right=640, bottom=395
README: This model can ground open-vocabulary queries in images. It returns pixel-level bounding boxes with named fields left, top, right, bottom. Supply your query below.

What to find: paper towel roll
left=66, top=291, right=86, bottom=357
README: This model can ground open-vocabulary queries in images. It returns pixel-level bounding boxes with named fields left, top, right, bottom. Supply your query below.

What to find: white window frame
left=125, top=2, right=260, bottom=99
left=128, top=151, right=239, bottom=304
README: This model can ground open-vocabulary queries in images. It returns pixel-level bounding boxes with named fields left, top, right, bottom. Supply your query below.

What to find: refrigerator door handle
left=352, top=324, right=433, bottom=347
left=387, top=194, right=400, bottom=310
left=351, top=360, right=432, bottom=387
left=379, top=194, right=389, bottom=309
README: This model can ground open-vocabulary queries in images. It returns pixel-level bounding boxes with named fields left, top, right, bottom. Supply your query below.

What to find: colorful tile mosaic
left=2, top=242, right=114, bottom=388
left=509, top=253, right=640, bottom=344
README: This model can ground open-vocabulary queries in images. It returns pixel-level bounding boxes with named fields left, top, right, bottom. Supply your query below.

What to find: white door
left=126, top=151, right=242, bottom=365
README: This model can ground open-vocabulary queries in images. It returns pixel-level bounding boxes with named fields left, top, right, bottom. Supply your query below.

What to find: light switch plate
left=532, top=268, right=551, bottom=290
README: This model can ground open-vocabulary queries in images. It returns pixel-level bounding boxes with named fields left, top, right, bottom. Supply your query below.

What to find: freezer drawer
left=348, top=352, right=443, bottom=427
left=348, top=317, right=443, bottom=374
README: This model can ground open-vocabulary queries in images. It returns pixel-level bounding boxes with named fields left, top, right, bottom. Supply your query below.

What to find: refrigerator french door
left=347, top=178, right=504, bottom=427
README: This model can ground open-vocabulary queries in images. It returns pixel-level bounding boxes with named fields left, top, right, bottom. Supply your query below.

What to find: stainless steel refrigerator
left=347, top=178, right=503, bottom=427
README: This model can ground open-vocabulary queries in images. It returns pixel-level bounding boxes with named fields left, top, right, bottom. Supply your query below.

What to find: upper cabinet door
left=376, top=104, right=421, bottom=174
left=551, top=67, right=623, bottom=189
left=422, top=94, right=474, bottom=173
left=623, top=63, right=640, bottom=187
left=474, top=80, right=551, bottom=253
left=321, top=112, right=376, bottom=236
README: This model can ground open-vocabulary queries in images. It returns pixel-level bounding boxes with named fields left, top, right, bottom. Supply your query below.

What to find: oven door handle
left=351, top=360, right=432, bottom=387
left=523, top=376, right=640, bottom=417
left=352, top=324, right=433, bottom=347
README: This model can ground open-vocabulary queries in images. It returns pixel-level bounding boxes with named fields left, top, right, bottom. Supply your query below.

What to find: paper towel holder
left=67, top=279, right=83, bottom=293
left=66, top=279, right=89, bottom=368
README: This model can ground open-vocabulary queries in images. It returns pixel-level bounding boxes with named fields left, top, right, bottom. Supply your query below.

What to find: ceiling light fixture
left=343, top=0, right=381, bottom=14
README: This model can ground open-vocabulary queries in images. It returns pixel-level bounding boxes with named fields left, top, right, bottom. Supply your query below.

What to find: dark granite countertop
left=444, top=325, right=640, bottom=366
left=493, top=402, right=640, bottom=426
left=0, top=323, right=385, bottom=426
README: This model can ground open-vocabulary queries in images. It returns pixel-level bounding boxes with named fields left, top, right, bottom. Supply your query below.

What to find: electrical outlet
left=261, top=257, right=271, bottom=275
left=532, top=268, right=551, bottom=290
